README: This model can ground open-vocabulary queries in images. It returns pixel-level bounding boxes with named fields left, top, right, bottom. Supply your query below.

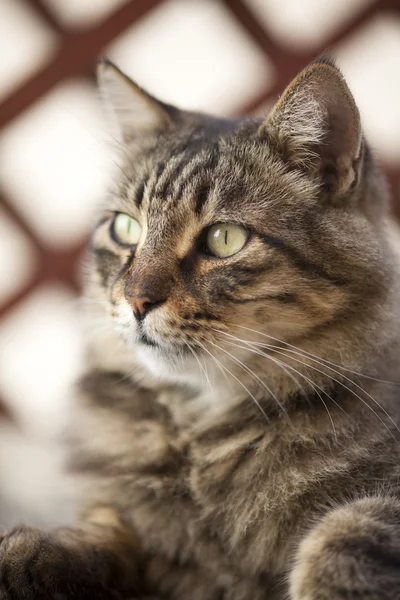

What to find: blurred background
left=0, top=0, right=400, bottom=527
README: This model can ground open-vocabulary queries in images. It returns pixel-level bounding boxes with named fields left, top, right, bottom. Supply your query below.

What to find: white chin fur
left=115, top=300, right=209, bottom=389
left=135, top=343, right=206, bottom=389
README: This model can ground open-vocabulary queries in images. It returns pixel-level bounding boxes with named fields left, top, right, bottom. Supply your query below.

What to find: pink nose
left=128, top=296, right=155, bottom=321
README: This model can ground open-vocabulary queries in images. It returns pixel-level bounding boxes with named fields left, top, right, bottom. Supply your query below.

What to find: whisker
left=210, top=328, right=306, bottom=396
left=268, top=347, right=398, bottom=440
left=224, top=325, right=398, bottom=438
left=103, top=131, right=137, bottom=165
left=194, top=338, right=230, bottom=387
left=183, top=339, right=211, bottom=389
left=212, top=327, right=393, bottom=440
left=200, top=348, right=214, bottom=388
left=196, top=340, right=269, bottom=422
left=236, top=325, right=400, bottom=386
left=110, top=157, right=131, bottom=182
left=219, top=335, right=340, bottom=440
left=246, top=340, right=400, bottom=438
left=207, top=340, right=277, bottom=421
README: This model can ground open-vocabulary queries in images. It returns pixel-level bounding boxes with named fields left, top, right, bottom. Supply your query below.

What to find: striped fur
left=1, top=58, right=400, bottom=600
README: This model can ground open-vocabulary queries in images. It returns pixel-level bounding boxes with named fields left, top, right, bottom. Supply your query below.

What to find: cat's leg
left=290, top=497, right=400, bottom=600
left=0, top=505, right=142, bottom=599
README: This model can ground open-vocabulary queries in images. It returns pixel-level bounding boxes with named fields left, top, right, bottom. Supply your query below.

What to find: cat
left=1, top=55, right=400, bottom=600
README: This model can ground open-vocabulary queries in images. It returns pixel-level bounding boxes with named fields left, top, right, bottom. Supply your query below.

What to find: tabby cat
left=1, top=57, right=400, bottom=600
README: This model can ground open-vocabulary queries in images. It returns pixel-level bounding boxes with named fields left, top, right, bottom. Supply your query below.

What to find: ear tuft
left=97, top=58, right=172, bottom=145
left=308, top=54, right=337, bottom=69
left=261, top=58, right=363, bottom=198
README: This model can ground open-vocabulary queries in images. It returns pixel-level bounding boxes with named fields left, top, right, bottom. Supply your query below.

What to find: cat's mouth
left=134, top=320, right=191, bottom=356
left=135, top=326, right=190, bottom=357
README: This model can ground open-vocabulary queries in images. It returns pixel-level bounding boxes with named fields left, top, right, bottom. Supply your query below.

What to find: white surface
left=246, top=0, right=374, bottom=49
left=0, top=208, right=37, bottom=305
left=0, top=423, right=77, bottom=528
left=0, top=285, right=83, bottom=438
left=0, top=0, right=57, bottom=99
left=337, top=13, right=400, bottom=164
left=108, top=0, right=274, bottom=114
left=42, top=0, right=128, bottom=27
left=0, top=82, right=112, bottom=249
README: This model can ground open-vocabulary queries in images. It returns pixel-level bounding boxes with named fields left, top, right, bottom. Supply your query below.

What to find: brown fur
left=1, top=57, right=400, bottom=600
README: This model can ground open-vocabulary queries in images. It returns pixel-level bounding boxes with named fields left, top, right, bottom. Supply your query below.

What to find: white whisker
left=215, top=331, right=339, bottom=440
left=183, top=339, right=210, bottom=389
left=236, top=325, right=400, bottom=386
left=248, top=341, right=400, bottom=438
left=269, top=346, right=398, bottom=440
left=196, top=340, right=269, bottom=421
left=194, top=338, right=231, bottom=388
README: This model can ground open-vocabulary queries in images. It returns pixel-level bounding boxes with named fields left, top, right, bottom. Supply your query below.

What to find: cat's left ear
left=97, top=58, right=173, bottom=145
left=260, top=57, right=363, bottom=198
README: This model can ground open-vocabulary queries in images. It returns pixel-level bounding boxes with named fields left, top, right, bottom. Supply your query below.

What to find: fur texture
left=1, top=58, right=400, bottom=600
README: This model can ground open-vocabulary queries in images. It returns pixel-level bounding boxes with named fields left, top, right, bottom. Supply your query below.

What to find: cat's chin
left=134, top=342, right=206, bottom=389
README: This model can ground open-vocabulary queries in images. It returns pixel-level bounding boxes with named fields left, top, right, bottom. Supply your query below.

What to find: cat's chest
left=125, top=402, right=291, bottom=577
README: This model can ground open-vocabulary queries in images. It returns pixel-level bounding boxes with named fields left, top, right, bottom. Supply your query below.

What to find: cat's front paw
left=290, top=499, right=400, bottom=600
left=0, top=526, right=116, bottom=599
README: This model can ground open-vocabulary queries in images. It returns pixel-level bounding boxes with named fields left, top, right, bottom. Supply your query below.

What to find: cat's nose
left=128, top=296, right=163, bottom=321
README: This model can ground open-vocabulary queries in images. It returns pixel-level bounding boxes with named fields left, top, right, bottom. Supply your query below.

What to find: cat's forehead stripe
left=141, top=151, right=219, bottom=218
left=134, top=180, right=145, bottom=207
left=168, top=152, right=214, bottom=201
left=153, top=151, right=193, bottom=200
left=194, top=186, right=211, bottom=216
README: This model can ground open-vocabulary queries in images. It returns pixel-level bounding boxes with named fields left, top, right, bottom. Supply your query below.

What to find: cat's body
left=70, top=364, right=400, bottom=600
left=1, top=57, right=400, bottom=600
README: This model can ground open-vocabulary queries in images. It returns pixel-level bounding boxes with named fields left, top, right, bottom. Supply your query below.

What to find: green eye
left=112, top=213, right=142, bottom=246
left=206, top=223, right=249, bottom=258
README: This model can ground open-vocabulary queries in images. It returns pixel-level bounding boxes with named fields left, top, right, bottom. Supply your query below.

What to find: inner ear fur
left=260, top=58, right=363, bottom=198
left=97, top=58, right=173, bottom=145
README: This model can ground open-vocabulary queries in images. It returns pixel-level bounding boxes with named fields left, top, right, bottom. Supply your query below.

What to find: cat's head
left=87, top=57, right=391, bottom=390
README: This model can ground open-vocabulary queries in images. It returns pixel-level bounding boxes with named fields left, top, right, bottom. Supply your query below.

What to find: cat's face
left=88, top=59, right=389, bottom=386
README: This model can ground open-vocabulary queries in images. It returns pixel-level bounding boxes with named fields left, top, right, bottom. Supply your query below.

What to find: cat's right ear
left=97, top=59, right=173, bottom=145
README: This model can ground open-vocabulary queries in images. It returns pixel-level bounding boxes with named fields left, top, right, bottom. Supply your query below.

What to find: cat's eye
left=206, top=223, right=249, bottom=258
left=112, top=213, right=142, bottom=246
